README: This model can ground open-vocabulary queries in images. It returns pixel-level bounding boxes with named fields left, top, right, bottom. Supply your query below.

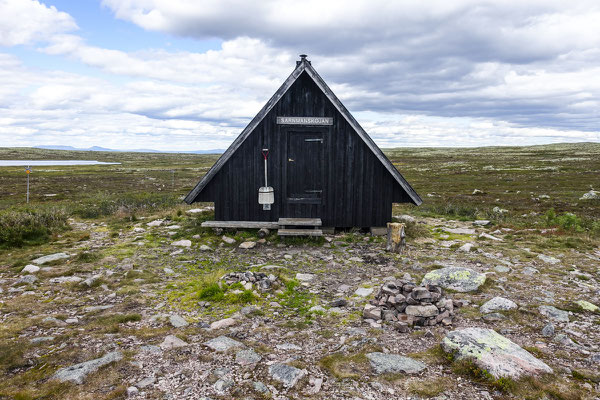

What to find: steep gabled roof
left=185, top=58, right=422, bottom=206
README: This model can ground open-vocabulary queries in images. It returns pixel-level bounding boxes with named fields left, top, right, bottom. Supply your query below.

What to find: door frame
left=281, top=125, right=329, bottom=205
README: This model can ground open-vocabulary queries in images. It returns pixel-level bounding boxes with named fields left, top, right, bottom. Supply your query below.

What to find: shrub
left=0, top=207, right=68, bottom=247
left=544, top=209, right=585, bottom=232
left=72, top=192, right=180, bottom=219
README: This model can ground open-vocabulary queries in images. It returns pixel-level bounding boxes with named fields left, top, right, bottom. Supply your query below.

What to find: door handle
left=288, top=158, right=295, bottom=162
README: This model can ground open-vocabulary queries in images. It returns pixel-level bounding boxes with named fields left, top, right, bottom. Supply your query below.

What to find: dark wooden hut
left=185, top=55, right=422, bottom=235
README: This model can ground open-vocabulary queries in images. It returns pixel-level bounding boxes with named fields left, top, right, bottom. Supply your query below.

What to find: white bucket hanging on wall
left=258, top=148, right=274, bottom=210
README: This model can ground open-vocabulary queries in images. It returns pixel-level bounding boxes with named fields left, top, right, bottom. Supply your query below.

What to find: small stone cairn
left=221, top=271, right=278, bottom=292
left=363, top=280, right=457, bottom=331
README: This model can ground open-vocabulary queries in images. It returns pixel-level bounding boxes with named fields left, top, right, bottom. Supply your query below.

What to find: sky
left=0, top=0, right=599, bottom=151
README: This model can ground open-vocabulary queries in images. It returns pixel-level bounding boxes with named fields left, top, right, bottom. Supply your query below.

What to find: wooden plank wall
left=197, top=72, right=407, bottom=227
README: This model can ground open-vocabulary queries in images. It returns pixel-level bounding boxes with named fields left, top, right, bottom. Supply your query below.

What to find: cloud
left=0, top=0, right=598, bottom=150
left=0, top=0, right=77, bottom=46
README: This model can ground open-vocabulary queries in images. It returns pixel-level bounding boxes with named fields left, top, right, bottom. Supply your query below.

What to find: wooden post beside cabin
left=185, top=55, right=422, bottom=236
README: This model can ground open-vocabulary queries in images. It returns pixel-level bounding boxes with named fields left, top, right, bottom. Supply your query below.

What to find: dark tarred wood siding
left=195, top=71, right=408, bottom=227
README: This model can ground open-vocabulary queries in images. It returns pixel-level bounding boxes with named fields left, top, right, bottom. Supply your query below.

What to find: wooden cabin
left=185, top=55, right=422, bottom=236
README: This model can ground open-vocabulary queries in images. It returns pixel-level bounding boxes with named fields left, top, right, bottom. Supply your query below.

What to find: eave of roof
left=184, top=59, right=422, bottom=206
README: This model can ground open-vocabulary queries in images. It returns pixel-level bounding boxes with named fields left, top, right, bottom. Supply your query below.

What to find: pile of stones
left=221, top=271, right=278, bottom=292
left=363, top=279, right=457, bottom=331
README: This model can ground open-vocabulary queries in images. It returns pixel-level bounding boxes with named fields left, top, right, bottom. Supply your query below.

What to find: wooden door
left=284, top=127, right=326, bottom=205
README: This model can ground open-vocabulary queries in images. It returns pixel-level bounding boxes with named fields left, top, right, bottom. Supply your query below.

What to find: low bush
left=0, top=207, right=68, bottom=247
left=72, top=192, right=180, bottom=219
left=544, top=209, right=599, bottom=234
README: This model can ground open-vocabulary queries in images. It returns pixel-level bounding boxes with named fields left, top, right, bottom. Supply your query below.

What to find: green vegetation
left=0, top=206, right=68, bottom=247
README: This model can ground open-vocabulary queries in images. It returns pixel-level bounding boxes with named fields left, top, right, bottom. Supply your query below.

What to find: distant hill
left=34, top=145, right=225, bottom=154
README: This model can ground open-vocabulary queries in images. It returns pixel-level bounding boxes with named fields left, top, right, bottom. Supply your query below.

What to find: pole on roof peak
left=297, top=54, right=309, bottom=67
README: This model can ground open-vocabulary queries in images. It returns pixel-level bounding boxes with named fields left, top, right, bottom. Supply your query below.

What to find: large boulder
left=442, top=328, right=552, bottom=379
left=422, top=267, right=486, bottom=292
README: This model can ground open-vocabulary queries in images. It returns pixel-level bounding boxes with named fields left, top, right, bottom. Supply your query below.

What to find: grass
left=407, top=377, right=453, bottom=397
left=0, top=144, right=598, bottom=398
left=319, top=352, right=370, bottom=379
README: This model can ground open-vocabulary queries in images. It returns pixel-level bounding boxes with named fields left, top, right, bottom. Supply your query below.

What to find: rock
left=541, top=323, right=555, bottom=337
left=405, top=305, right=439, bottom=317
left=575, top=300, right=599, bottom=312
left=442, top=328, right=552, bottom=378
left=366, top=352, right=426, bottom=374
left=479, top=232, right=503, bottom=241
left=139, top=345, right=162, bottom=354
left=171, top=239, right=191, bottom=247
left=480, top=297, right=517, bottom=314
left=222, top=235, right=236, bottom=244
left=482, top=312, right=506, bottom=322
left=295, top=273, right=314, bottom=282
left=52, top=351, right=123, bottom=384
left=537, top=254, right=560, bottom=264
left=492, top=206, right=508, bottom=214
left=443, top=227, right=476, bottom=235
left=422, top=266, right=486, bottom=292
left=473, top=220, right=491, bottom=226
left=127, top=386, right=139, bottom=396
left=348, top=257, right=364, bottom=262
left=539, top=306, right=569, bottom=323
left=458, top=243, right=475, bottom=252
left=146, top=219, right=164, bottom=227
left=396, top=214, right=416, bottom=223
left=579, top=190, right=599, bottom=200
left=65, top=317, right=79, bottom=324
left=363, top=304, right=381, bottom=320
left=204, top=336, right=245, bottom=352
left=30, top=336, right=55, bottom=344
left=163, top=267, right=174, bottom=274
left=214, top=378, right=234, bottom=393
left=43, top=316, right=66, bottom=326
left=132, top=227, right=146, bottom=233
left=522, top=267, right=539, bottom=275
left=268, top=363, right=306, bottom=388
left=80, top=274, right=101, bottom=287
left=239, top=241, right=256, bottom=249
left=16, top=275, right=37, bottom=285
left=169, top=314, right=189, bottom=328
left=354, top=287, right=374, bottom=297
left=50, top=276, right=83, bottom=284
left=84, top=305, right=114, bottom=314
left=236, top=348, right=262, bottom=365
left=137, top=376, right=156, bottom=388
left=210, top=317, right=237, bottom=330
left=199, top=245, right=212, bottom=251
left=160, top=335, right=188, bottom=350
left=276, top=343, right=302, bottom=351
left=240, top=305, right=260, bottom=316
left=309, top=305, right=326, bottom=313
left=553, top=334, right=578, bottom=347
left=187, top=208, right=208, bottom=214
left=32, top=252, right=69, bottom=264
left=21, top=264, right=40, bottom=274
left=494, top=265, right=511, bottom=273
left=253, top=381, right=270, bottom=394
left=329, top=298, right=348, bottom=307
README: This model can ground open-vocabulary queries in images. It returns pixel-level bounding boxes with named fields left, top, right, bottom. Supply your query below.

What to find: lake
left=0, top=160, right=121, bottom=166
